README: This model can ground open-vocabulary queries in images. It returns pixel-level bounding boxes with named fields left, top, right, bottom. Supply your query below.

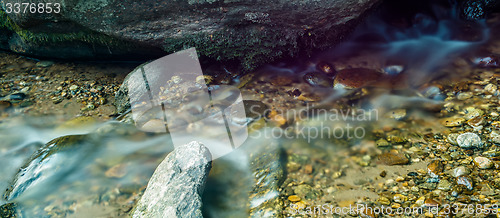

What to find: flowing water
left=2, top=1, right=500, bottom=217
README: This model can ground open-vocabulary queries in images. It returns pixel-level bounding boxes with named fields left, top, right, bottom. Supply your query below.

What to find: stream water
left=1, top=1, right=500, bottom=218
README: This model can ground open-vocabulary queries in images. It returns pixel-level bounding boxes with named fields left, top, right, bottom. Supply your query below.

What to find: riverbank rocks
left=132, top=141, right=212, bottom=218
left=0, top=0, right=381, bottom=70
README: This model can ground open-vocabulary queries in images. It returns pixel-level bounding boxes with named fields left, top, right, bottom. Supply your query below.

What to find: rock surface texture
left=0, top=0, right=380, bottom=69
left=132, top=141, right=212, bottom=218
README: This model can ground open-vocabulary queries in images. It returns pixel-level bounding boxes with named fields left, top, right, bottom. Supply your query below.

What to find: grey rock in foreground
left=456, top=132, right=483, bottom=148
left=132, top=141, right=212, bottom=218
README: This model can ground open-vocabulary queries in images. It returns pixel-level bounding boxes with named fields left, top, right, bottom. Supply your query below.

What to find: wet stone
left=376, top=139, right=390, bottom=147
left=427, top=160, right=444, bottom=178
left=456, top=132, right=482, bottom=148
left=456, top=176, right=474, bottom=190
left=473, top=156, right=493, bottom=169
left=303, top=72, right=333, bottom=88
left=387, top=109, right=407, bottom=120
left=437, top=179, right=452, bottom=191
left=457, top=92, right=472, bottom=100
left=69, top=85, right=78, bottom=91
left=378, top=197, right=391, bottom=205
left=288, top=195, right=301, bottom=202
left=472, top=55, right=500, bottom=68
left=8, top=93, right=26, bottom=101
left=440, top=117, right=465, bottom=127
left=451, top=166, right=470, bottom=177
left=484, top=84, right=497, bottom=94
left=464, top=107, right=483, bottom=120
left=316, top=61, right=336, bottom=76
left=393, top=194, right=407, bottom=203
left=377, top=152, right=409, bottom=166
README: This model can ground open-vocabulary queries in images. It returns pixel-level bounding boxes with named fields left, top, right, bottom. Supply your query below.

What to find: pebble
left=485, top=84, right=497, bottom=94
left=393, top=194, right=407, bottom=203
left=377, top=152, right=409, bottom=165
left=437, top=179, right=452, bottom=191
left=316, top=61, right=336, bottom=76
left=427, top=160, right=444, bottom=178
left=467, top=116, right=484, bottom=129
left=456, top=132, right=482, bottom=148
left=473, top=156, right=493, bottom=169
left=303, top=72, right=333, bottom=88
left=378, top=197, right=391, bottom=205
left=464, top=107, right=484, bottom=120
left=8, top=93, right=26, bottom=101
left=288, top=195, right=301, bottom=202
left=472, top=55, right=499, bottom=68
left=376, top=139, right=390, bottom=147
left=69, top=85, right=79, bottom=91
left=387, top=109, right=407, bottom=120
left=383, top=65, right=404, bottom=75
left=451, top=166, right=470, bottom=177
left=457, top=92, right=472, bottom=100
left=456, top=176, right=474, bottom=190
left=440, top=117, right=465, bottom=127
left=424, top=198, right=440, bottom=207
left=415, top=196, right=425, bottom=206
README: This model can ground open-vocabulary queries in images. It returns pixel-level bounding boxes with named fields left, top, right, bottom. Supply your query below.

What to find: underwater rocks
left=0, top=0, right=380, bottom=70
left=132, top=141, right=212, bottom=218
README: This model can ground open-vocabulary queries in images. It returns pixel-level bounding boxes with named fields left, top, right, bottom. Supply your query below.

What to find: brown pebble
left=304, top=164, right=313, bottom=174
left=440, top=117, right=466, bottom=127
left=424, top=198, right=440, bottom=207
left=288, top=195, right=301, bottom=202
left=380, top=170, right=387, bottom=177
left=377, top=152, right=409, bottom=165
left=427, top=160, right=444, bottom=178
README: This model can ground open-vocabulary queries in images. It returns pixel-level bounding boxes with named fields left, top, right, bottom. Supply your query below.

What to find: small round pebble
left=473, top=156, right=493, bottom=169
left=288, top=195, right=301, bottom=202
left=451, top=166, right=470, bottom=177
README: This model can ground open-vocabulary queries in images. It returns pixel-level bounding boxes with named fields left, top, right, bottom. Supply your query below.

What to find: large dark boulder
left=0, top=0, right=380, bottom=70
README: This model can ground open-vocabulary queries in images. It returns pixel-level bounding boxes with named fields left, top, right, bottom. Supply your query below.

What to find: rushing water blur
left=0, top=1, right=498, bottom=217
